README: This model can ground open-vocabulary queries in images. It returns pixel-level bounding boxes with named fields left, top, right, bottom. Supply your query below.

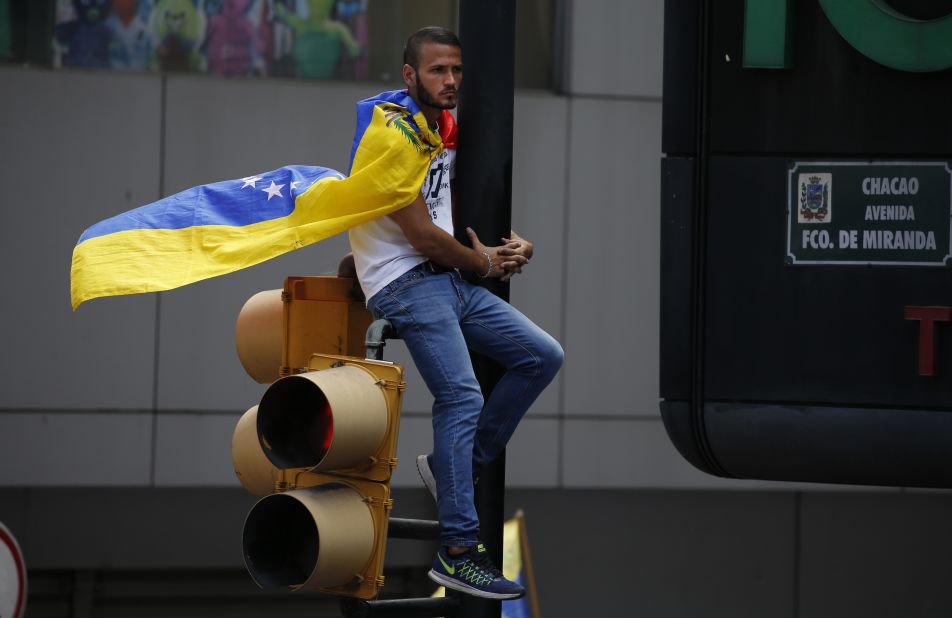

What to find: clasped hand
left=466, top=227, right=534, bottom=282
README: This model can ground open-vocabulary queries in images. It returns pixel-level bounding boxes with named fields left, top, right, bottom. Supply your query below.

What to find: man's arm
left=390, top=195, right=527, bottom=277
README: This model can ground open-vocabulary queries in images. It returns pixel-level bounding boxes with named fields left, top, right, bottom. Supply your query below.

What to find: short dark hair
left=403, top=26, right=461, bottom=69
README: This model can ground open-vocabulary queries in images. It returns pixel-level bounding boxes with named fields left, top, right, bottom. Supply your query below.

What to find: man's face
left=405, top=42, right=463, bottom=111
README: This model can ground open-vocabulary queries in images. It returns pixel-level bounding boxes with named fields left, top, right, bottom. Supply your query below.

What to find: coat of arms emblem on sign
left=798, top=173, right=832, bottom=223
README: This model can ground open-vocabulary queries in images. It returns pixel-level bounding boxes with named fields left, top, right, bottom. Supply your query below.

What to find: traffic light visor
left=242, top=484, right=376, bottom=591
left=235, top=289, right=283, bottom=384
left=231, top=405, right=279, bottom=496
left=257, top=366, right=388, bottom=472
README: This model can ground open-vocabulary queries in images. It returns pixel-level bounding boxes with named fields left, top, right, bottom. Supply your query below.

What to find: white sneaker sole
left=416, top=454, right=438, bottom=501
left=427, top=569, right=525, bottom=600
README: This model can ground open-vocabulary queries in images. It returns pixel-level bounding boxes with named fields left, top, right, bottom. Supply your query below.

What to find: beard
left=414, top=70, right=458, bottom=110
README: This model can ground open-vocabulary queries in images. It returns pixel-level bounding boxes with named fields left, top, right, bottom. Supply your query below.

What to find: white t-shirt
left=349, top=146, right=456, bottom=301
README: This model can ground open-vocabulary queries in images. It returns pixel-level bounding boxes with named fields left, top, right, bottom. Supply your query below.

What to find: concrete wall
left=2, top=1, right=951, bottom=617
left=0, top=0, right=687, bottom=494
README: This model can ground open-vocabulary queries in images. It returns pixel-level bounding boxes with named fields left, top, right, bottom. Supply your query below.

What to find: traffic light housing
left=232, top=352, right=404, bottom=599
left=232, top=276, right=404, bottom=599
left=236, top=276, right=372, bottom=384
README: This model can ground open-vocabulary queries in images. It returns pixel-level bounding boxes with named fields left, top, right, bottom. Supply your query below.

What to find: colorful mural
left=52, top=0, right=370, bottom=79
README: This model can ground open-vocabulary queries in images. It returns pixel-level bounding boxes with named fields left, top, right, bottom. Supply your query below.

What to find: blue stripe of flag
left=77, top=165, right=341, bottom=244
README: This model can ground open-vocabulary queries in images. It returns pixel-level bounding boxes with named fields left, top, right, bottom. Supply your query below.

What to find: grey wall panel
left=563, top=98, right=661, bottom=418
left=0, top=413, right=151, bottom=486
left=0, top=68, right=160, bottom=410
left=509, top=488, right=797, bottom=618
left=153, top=413, right=243, bottom=487
left=163, top=76, right=374, bottom=191
left=392, top=415, right=432, bottom=489
left=562, top=417, right=901, bottom=492
left=506, top=417, right=560, bottom=487
left=510, top=92, right=569, bottom=417
left=563, top=418, right=703, bottom=487
left=563, top=418, right=757, bottom=489
left=566, top=0, right=664, bottom=98
left=799, top=492, right=952, bottom=618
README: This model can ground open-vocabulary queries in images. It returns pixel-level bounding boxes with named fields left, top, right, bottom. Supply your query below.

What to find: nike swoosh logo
left=438, top=553, right=456, bottom=575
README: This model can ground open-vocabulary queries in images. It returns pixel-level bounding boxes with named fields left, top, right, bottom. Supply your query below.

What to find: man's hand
left=466, top=227, right=527, bottom=278
left=390, top=196, right=527, bottom=276
left=497, top=231, right=534, bottom=282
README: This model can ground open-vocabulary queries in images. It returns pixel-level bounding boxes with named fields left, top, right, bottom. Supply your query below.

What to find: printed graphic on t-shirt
left=422, top=149, right=454, bottom=223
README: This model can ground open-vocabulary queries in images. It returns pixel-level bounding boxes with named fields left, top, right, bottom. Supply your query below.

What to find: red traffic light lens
left=258, top=375, right=335, bottom=470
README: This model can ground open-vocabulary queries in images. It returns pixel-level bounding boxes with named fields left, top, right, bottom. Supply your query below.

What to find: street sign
left=0, top=522, right=26, bottom=618
left=787, top=161, right=952, bottom=266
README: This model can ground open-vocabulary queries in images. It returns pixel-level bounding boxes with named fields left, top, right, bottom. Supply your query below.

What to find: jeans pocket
left=367, top=292, right=388, bottom=321
left=386, top=269, right=426, bottom=296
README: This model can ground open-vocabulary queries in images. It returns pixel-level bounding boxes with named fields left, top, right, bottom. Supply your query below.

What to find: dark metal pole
left=365, top=318, right=396, bottom=360
left=340, top=596, right=460, bottom=618
left=387, top=517, right=441, bottom=541
left=455, top=2, right=516, bottom=618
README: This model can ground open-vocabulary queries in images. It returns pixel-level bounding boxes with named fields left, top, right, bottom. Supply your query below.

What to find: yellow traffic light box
left=233, top=353, right=404, bottom=599
left=231, top=276, right=405, bottom=600
left=235, top=275, right=373, bottom=384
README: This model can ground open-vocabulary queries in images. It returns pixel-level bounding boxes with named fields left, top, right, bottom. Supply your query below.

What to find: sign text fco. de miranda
left=786, top=162, right=952, bottom=266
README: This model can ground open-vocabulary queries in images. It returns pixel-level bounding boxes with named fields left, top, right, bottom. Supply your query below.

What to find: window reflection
left=3, top=0, right=554, bottom=89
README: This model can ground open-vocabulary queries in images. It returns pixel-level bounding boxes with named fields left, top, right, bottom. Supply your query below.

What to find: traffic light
left=231, top=276, right=405, bottom=600
left=235, top=275, right=372, bottom=384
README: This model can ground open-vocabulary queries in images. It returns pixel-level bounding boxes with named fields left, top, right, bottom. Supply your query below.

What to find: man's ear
left=402, top=63, right=416, bottom=88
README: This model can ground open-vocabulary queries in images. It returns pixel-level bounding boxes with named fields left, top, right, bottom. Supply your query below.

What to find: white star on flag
left=290, top=180, right=301, bottom=191
left=241, top=175, right=262, bottom=189
left=262, top=180, right=285, bottom=201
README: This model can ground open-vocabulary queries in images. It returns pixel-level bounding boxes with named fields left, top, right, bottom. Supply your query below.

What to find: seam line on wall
left=0, top=409, right=664, bottom=422
left=570, top=93, right=662, bottom=103
left=149, top=74, right=168, bottom=487
left=556, top=96, right=573, bottom=488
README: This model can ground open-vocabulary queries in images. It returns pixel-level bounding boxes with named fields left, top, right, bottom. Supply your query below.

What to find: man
left=348, top=27, right=563, bottom=600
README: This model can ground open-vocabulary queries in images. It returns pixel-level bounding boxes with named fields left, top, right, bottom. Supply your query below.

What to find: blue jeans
left=368, top=266, right=563, bottom=547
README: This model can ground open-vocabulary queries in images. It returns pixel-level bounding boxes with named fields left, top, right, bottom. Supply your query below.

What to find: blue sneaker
left=428, top=544, right=525, bottom=600
left=416, top=454, right=437, bottom=501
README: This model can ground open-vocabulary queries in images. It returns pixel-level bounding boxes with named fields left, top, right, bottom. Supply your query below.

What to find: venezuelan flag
left=70, top=90, right=446, bottom=309
left=501, top=512, right=539, bottom=618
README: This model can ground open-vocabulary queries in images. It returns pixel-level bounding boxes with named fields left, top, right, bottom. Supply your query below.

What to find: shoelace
left=469, top=551, right=503, bottom=580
